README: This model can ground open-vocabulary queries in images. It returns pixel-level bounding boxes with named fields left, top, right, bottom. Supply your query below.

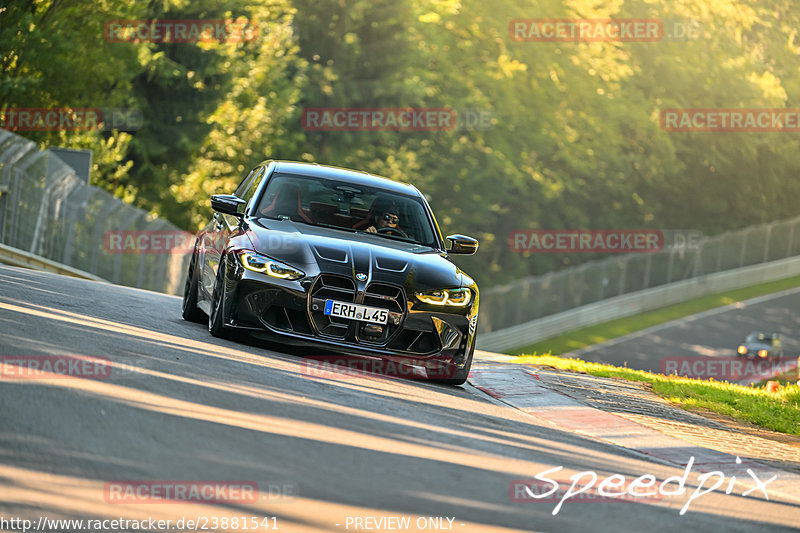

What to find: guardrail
left=0, top=129, right=189, bottom=294
left=476, top=255, right=800, bottom=353
left=479, top=216, right=800, bottom=335
left=0, top=243, right=107, bottom=282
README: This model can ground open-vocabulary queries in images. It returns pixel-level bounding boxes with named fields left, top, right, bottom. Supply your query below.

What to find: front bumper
left=221, top=268, right=477, bottom=368
left=737, top=351, right=772, bottom=360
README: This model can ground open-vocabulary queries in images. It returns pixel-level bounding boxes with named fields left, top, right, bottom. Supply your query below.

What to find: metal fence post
left=618, top=257, right=628, bottom=296
left=763, top=223, right=772, bottom=263
left=89, top=200, right=119, bottom=273
left=576, top=264, right=586, bottom=306
left=0, top=183, right=7, bottom=242
left=113, top=211, right=144, bottom=283
left=739, top=228, right=750, bottom=267
left=518, top=279, right=530, bottom=322
left=61, top=186, right=94, bottom=267
left=692, top=245, right=703, bottom=277
left=666, top=246, right=675, bottom=283
left=598, top=260, right=607, bottom=300
left=534, top=277, right=545, bottom=319
left=9, top=169, right=23, bottom=247
left=715, top=233, right=725, bottom=272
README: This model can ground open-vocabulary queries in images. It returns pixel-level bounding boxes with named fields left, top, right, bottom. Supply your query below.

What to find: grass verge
left=509, top=275, right=800, bottom=356
left=513, top=354, right=800, bottom=436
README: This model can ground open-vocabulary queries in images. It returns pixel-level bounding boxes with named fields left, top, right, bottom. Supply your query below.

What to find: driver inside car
left=366, top=203, right=402, bottom=234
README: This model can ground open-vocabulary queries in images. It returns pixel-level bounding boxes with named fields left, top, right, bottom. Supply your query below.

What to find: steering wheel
left=377, top=226, right=408, bottom=238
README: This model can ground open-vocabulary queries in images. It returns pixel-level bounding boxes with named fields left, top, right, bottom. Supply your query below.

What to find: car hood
left=243, top=218, right=473, bottom=291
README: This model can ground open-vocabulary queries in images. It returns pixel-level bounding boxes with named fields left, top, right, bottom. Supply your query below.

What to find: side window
left=241, top=167, right=265, bottom=203
left=234, top=168, right=256, bottom=197
left=234, top=167, right=261, bottom=200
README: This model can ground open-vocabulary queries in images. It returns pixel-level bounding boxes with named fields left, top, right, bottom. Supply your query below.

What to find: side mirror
left=446, top=234, right=479, bottom=255
left=211, top=194, right=246, bottom=217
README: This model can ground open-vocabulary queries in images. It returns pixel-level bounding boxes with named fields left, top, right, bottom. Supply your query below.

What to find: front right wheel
left=208, top=255, right=232, bottom=339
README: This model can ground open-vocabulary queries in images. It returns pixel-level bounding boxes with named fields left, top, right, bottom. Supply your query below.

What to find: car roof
left=268, top=161, right=421, bottom=197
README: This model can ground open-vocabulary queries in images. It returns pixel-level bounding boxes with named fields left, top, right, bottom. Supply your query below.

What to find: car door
left=199, top=166, right=265, bottom=301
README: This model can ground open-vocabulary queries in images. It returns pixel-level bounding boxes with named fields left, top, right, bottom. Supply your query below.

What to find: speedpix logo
left=509, top=230, right=663, bottom=253
left=511, top=457, right=774, bottom=516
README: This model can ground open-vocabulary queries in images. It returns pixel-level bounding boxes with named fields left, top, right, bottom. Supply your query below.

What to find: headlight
left=416, top=288, right=472, bottom=307
left=737, top=345, right=747, bottom=354
left=239, top=252, right=304, bottom=280
left=758, top=349, right=768, bottom=358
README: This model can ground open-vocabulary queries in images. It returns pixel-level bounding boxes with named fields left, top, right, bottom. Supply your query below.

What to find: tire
left=182, top=248, right=206, bottom=323
left=430, top=341, right=475, bottom=386
left=208, top=256, right=232, bottom=339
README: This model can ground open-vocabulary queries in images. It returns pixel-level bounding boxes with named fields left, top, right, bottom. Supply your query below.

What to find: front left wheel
left=429, top=342, right=475, bottom=386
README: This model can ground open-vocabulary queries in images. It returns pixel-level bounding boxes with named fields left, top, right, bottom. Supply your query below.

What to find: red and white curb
left=468, top=365, right=800, bottom=503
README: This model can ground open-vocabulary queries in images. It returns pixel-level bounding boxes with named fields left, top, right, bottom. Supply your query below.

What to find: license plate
left=324, top=300, right=388, bottom=324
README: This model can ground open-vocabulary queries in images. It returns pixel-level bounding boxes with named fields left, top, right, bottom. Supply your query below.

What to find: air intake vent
left=309, top=275, right=356, bottom=339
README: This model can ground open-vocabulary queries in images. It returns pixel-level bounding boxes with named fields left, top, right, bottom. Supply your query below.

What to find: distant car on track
left=737, top=332, right=783, bottom=359
left=182, top=161, right=479, bottom=384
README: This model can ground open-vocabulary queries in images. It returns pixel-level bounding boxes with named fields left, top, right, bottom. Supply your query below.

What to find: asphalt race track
left=2, top=264, right=800, bottom=532
left=568, top=288, right=800, bottom=376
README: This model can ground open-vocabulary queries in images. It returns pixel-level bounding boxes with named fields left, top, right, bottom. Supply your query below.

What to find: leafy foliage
left=3, top=0, right=800, bottom=286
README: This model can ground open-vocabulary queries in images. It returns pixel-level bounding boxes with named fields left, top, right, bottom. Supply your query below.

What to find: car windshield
left=746, top=332, right=772, bottom=343
left=253, top=173, right=438, bottom=247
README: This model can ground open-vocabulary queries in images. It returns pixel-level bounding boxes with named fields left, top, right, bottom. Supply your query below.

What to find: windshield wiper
left=257, top=215, right=356, bottom=233
left=311, top=222, right=357, bottom=233
left=359, top=230, right=420, bottom=245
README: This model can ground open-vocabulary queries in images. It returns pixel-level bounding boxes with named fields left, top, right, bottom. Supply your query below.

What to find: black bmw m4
left=182, top=161, right=480, bottom=384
